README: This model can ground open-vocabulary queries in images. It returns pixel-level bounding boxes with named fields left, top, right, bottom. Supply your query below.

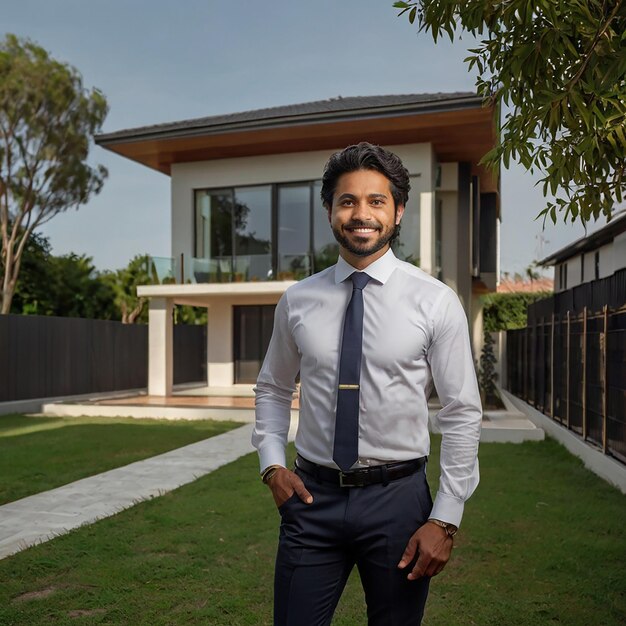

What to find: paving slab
left=0, top=424, right=255, bottom=560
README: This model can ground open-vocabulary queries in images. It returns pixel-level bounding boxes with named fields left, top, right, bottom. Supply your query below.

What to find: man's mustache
left=344, top=220, right=382, bottom=230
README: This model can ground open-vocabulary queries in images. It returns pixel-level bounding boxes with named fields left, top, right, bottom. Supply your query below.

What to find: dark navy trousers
left=274, top=464, right=433, bottom=626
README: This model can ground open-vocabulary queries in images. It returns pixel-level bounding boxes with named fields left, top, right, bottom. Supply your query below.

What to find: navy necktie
left=333, top=271, right=371, bottom=471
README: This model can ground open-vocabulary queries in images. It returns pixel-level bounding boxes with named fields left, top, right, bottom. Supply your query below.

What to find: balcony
left=147, top=253, right=314, bottom=285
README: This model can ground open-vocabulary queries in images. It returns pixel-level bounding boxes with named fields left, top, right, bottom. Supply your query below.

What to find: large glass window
left=234, top=186, right=272, bottom=281
left=312, top=180, right=339, bottom=272
left=194, top=174, right=428, bottom=283
left=278, top=185, right=311, bottom=279
left=194, top=189, right=233, bottom=282
left=194, top=186, right=272, bottom=282
left=393, top=175, right=421, bottom=266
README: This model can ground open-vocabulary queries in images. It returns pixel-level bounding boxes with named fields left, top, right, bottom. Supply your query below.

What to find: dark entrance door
left=233, top=305, right=276, bottom=384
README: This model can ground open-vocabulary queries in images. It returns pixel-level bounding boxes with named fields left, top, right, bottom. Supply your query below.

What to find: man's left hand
left=397, top=522, right=453, bottom=580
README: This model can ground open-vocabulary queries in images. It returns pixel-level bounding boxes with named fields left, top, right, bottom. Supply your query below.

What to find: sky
left=3, top=0, right=607, bottom=277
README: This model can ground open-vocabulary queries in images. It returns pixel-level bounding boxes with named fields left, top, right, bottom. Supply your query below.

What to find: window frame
left=193, top=179, right=325, bottom=280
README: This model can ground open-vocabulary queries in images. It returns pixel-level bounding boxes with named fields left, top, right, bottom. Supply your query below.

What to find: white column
left=148, top=297, right=173, bottom=396
left=419, top=146, right=436, bottom=275
left=470, top=291, right=483, bottom=360
left=207, top=301, right=234, bottom=387
left=419, top=190, right=436, bottom=275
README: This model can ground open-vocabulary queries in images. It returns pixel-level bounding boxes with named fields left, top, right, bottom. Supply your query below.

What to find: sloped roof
left=97, top=92, right=481, bottom=143
left=538, top=210, right=626, bottom=266
left=95, top=91, right=497, bottom=189
left=497, top=277, right=554, bottom=293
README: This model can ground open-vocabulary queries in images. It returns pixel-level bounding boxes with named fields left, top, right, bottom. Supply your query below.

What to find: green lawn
left=0, top=437, right=624, bottom=625
left=0, top=414, right=240, bottom=504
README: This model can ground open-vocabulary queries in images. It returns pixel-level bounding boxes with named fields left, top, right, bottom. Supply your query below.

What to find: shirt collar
left=334, top=248, right=398, bottom=285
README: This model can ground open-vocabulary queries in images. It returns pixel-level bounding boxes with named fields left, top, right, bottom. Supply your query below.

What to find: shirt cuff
left=258, top=442, right=287, bottom=474
left=430, top=491, right=465, bottom=528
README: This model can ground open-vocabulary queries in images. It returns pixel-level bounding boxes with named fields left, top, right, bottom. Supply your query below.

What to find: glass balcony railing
left=278, top=254, right=312, bottom=281
left=146, top=254, right=313, bottom=285
left=147, top=256, right=178, bottom=284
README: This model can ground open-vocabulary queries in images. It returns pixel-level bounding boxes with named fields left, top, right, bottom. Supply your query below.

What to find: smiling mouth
left=349, top=227, right=377, bottom=234
left=345, top=224, right=380, bottom=234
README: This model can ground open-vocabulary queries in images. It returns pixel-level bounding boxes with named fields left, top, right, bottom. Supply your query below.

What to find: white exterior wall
left=148, top=298, right=174, bottom=396
left=569, top=256, right=582, bottom=288
left=438, top=163, right=458, bottom=192
left=614, top=231, right=626, bottom=270
left=597, top=242, right=614, bottom=278
left=555, top=236, right=625, bottom=292
left=438, top=191, right=458, bottom=290
left=205, top=293, right=286, bottom=386
left=436, top=163, right=459, bottom=292
left=418, top=146, right=437, bottom=275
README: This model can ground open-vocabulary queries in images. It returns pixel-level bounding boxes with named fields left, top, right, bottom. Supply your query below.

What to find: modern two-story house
left=96, top=93, right=500, bottom=395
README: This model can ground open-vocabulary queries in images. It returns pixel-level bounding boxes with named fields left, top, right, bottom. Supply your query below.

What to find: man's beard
left=331, top=219, right=400, bottom=258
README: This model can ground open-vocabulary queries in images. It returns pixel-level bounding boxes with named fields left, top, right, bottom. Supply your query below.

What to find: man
left=253, top=142, right=482, bottom=625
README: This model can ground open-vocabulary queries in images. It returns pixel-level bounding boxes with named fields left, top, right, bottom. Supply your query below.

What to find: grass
left=0, top=436, right=624, bottom=625
left=0, top=414, right=240, bottom=504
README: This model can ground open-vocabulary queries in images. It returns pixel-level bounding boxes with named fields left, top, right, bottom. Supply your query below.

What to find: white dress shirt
left=252, top=249, right=481, bottom=526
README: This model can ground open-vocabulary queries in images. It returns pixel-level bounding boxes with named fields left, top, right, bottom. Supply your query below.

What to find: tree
left=395, top=1, right=626, bottom=225
left=101, top=254, right=152, bottom=324
left=0, top=34, right=108, bottom=314
left=482, top=292, right=552, bottom=332
left=47, top=253, right=117, bottom=319
left=10, top=230, right=52, bottom=315
left=10, top=231, right=117, bottom=319
left=175, top=304, right=208, bottom=326
left=525, top=261, right=541, bottom=283
left=478, top=329, right=499, bottom=408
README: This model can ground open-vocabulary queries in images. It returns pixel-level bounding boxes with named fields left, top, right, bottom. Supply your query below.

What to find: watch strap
left=427, top=518, right=458, bottom=537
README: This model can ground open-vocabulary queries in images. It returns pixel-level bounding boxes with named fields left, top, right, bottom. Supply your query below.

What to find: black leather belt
left=295, top=454, right=426, bottom=488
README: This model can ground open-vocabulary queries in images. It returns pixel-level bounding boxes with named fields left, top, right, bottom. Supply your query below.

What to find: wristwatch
left=427, top=518, right=458, bottom=537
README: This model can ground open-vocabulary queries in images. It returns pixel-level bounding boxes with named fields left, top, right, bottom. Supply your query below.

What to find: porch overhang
left=137, top=280, right=296, bottom=307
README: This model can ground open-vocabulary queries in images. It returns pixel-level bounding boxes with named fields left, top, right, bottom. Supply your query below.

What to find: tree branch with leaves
left=0, top=34, right=108, bottom=313
left=101, top=254, right=153, bottom=324
left=395, top=0, right=626, bottom=225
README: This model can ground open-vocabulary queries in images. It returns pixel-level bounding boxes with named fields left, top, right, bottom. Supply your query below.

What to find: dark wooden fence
left=506, top=273, right=626, bottom=465
left=0, top=315, right=206, bottom=402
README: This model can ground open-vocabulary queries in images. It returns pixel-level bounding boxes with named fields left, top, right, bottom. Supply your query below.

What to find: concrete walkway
left=0, top=424, right=255, bottom=560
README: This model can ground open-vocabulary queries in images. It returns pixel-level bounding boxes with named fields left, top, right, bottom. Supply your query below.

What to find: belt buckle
left=339, top=470, right=366, bottom=488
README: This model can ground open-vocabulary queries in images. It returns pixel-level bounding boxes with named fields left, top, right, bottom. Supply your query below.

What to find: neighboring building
left=507, top=210, right=626, bottom=467
left=497, top=276, right=554, bottom=294
left=96, top=93, right=500, bottom=394
left=538, top=210, right=626, bottom=292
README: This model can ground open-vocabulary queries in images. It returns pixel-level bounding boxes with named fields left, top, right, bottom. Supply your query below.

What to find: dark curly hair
left=320, top=142, right=411, bottom=210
